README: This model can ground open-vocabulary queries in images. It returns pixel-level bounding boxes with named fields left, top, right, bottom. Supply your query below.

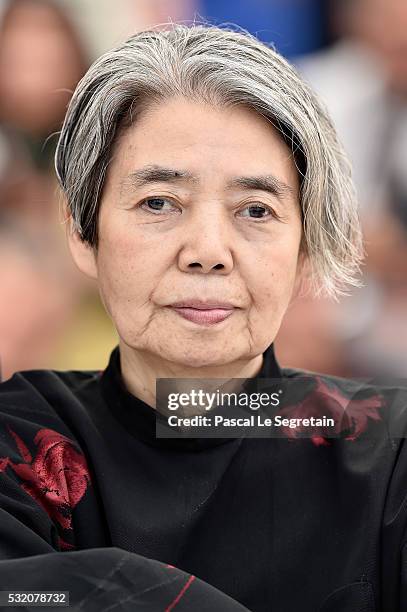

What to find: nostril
left=188, top=262, right=202, bottom=268
left=213, top=263, right=224, bottom=270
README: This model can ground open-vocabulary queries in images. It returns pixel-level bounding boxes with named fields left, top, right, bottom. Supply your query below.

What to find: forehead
left=109, top=97, right=299, bottom=187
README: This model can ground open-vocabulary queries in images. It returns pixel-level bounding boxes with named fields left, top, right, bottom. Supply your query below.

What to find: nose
left=177, top=207, right=234, bottom=274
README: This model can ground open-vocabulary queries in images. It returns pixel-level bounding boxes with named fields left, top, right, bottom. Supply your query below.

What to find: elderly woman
left=0, top=23, right=406, bottom=612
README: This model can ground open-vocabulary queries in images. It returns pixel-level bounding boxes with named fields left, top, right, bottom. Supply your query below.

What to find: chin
left=164, top=344, right=238, bottom=369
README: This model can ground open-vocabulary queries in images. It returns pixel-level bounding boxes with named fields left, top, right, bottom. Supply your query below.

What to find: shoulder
left=0, top=366, right=100, bottom=410
left=281, top=363, right=407, bottom=398
left=280, top=365, right=407, bottom=444
left=0, top=367, right=102, bottom=448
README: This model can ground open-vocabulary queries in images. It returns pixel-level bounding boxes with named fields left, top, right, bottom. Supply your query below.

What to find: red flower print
left=0, top=426, right=92, bottom=532
left=278, top=376, right=385, bottom=446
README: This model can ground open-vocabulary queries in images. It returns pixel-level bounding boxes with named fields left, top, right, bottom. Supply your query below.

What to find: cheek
left=96, top=231, right=161, bottom=326
left=246, top=234, right=301, bottom=318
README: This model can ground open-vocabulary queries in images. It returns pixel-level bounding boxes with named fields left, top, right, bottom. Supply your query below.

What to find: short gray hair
left=55, top=22, right=364, bottom=299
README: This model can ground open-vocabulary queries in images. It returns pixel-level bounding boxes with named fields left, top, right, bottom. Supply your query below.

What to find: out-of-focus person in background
left=299, top=0, right=407, bottom=224
left=0, top=0, right=118, bottom=379
left=275, top=0, right=407, bottom=378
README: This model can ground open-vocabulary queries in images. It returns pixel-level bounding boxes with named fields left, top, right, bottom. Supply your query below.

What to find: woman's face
left=74, top=97, right=304, bottom=367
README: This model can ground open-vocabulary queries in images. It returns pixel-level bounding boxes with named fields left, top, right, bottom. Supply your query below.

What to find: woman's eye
left=238, top=204, right=277, bottom=220
left=139, top=197, right=179, bottom=215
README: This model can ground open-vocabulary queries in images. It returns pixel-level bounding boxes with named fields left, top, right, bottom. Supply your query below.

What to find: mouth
left=167, top=301, right=237, bottom=326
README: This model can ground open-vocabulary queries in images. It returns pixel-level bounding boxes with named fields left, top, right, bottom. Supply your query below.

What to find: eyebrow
left=122, top=164, right=295, bottom=200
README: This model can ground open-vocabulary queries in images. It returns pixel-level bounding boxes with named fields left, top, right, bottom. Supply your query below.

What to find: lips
left=170, top=300, right=236, bottom=309
left=168, top=301, right=236, bottom=325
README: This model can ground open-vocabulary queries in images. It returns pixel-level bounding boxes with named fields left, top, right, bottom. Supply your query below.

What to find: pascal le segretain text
left=167, top=414, right=336, bottom=429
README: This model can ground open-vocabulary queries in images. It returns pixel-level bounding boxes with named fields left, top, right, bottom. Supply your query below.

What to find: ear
left=66, top=217, right=98, bottom=280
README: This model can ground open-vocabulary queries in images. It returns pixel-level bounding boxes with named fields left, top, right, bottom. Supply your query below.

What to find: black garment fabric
left=0, top=344, right=407, bottom=611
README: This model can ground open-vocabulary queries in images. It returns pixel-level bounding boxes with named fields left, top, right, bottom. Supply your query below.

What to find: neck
left=119, top=342, right=265, bottom=409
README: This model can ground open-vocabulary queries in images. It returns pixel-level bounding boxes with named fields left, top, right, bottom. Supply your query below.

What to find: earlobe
left=66, top=218, right=98, bottom=280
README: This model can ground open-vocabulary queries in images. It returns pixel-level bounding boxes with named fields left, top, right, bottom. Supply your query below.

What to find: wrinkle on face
left=93, top=97, right=303, bottom=379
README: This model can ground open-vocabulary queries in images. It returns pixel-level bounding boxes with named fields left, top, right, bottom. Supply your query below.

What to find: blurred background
left=0, top=0, right=406, bottom=380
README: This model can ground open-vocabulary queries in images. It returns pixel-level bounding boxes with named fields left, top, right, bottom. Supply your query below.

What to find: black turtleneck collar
left=99, top=344, right=282, bottom=452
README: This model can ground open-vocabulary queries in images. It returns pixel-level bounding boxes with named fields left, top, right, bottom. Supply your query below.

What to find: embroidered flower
left=0, top=426, right=92, bottom=538
left=277, top=376, right=385, bottom=446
